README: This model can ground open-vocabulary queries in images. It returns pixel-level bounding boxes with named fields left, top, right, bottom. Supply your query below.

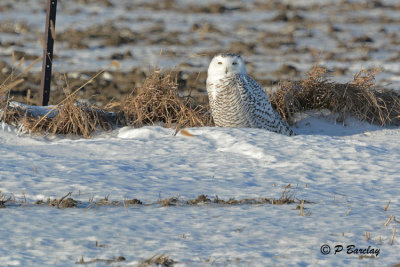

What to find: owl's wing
left=234, top=74, right=294, bottom=135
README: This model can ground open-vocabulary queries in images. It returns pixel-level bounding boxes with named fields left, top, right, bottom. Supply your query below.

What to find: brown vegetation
left=117, top=69, right=212, bottom=129
left=2, top=58, right=400, bottom=138
left=270, top=66, right=400, bottom=126
left=139, top=254, right=177, bottom=267
left=1, top=62, right=212, bottom=138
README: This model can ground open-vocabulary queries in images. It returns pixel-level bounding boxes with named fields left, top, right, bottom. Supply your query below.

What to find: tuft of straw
left=1, top=94, right=116, bottom=138
left=139, top=254, right=176, bottom=267
left=390, top=228, right=396, bottom=245
left=270, top=66, right=400, bottom=126
left=384, top=200, right=391, bottom=211
left=120, top=69, right=212, bottom=129
left=26, top=95, right=115, bottom=138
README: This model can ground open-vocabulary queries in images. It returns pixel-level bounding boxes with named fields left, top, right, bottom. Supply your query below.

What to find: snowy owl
left=206, top=53, right=294, bottom=136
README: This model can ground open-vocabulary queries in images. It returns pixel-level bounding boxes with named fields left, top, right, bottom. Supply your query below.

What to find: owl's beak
left=225, top=67, right=228, bottom=74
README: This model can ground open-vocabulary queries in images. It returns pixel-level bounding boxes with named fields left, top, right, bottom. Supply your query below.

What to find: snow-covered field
left=1, top=0, right=400, bottom=266
left=1, top=113, right=399, bottom=266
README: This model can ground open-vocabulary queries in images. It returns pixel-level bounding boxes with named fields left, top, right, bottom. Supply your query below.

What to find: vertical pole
left=40, top=0, right=57, bottom=106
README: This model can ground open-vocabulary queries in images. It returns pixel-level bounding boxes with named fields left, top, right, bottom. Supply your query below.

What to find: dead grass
left=90, top=196, right=142, bottom=207
left=1, top=97, right=115, bottom=138
left=34, top=100, right=114, bottom=138
left=0, top=53, right=38, bottom=127
left=4, top=60, right=399, bottom=138
left=158, top=196, right=180, bottom=207
left=0, top=102, right=24, bottom=126
left=139, top=254, right=176, bottom=267
left=1, top=64, right=210, bottom=137
left=0, top=192, right=12, bottom=208
left=48, top=192, right=78, bottom=208
left=163, top=191, right=300, bottom=206
left=273, top=189, right=296, bottom=205
left=187, top=194, right=212, bottom=205
left=0, top=52, right=42, bottom=100
left=213, top=196, right=268, bottom=205
left=270, top=66, right=400, bottom=126
left=76, top=256, right=125, bottom=265
left=390, top=228, right=396, bottom=246
left=124, top=198, right=143, bottom=205
left=384, top=200, right=391, bottom=211
left=1, top=56, right=117, bottom=138
left=32, top=192, right=77, bottom=208
left=4, top=191, right=309, bottom=209
left=118, top=69, right=212, bottom=129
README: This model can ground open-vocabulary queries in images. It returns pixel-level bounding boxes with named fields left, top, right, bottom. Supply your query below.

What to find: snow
left=0, top=113, right=399, bottom=266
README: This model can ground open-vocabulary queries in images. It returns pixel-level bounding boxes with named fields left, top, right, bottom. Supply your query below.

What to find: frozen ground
left=0, top=113, right=399, bottom=266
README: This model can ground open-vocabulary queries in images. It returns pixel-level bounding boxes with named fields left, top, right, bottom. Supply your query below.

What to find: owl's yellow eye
left=218, top=62, right=222, bottom=64
left=232, top=62, right=237, bottom=65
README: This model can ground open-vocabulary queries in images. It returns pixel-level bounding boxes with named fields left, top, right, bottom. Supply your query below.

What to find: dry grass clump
left=213, top=193, right=295, bottom=205
left=139, top=254, right=176, bottom=267
left=76, top=256, right=125, bottom=265
left=30, top=97, right=114, bottom=138
left=1, top=96, right=115, bottom=138
left=270, top=66, right=400, bottom=126
left=272, top=189, right=296, bottom=205
left=158, top=196, right=180, bottom=207
left=1, top=66, right=211, bottom=138
left=187, top=194, right=212, bottom=205
left=90, top=196, right=142, bottom=208
left=187, top=191, right=299, bottom=206
left=0, top=102, right=25, bottom=126
left=47, top=192, right=78, bottom=208
left=124, top=198, right=143, bottom=205
left=1, top=58, right=118, bottom=138
left=0, top=192, right=12, bottom=208
left=120, top=69, right=212, bottom=129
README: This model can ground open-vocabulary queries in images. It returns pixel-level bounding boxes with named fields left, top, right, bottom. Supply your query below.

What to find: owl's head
left=207, top=53, right=247, bottom=79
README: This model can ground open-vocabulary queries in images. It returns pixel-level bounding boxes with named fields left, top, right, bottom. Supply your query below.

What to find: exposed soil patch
left=1, top=59, right=208, bottom=107
left=2, top=0, right=400, bottom=110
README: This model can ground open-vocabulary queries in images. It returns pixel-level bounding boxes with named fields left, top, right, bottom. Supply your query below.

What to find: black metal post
left=40, top=0, right=57, bottom=106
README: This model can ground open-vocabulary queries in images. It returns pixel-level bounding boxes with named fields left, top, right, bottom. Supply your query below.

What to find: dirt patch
left=59, top=24, right=137, bottom=49
left=1, top=58, right=209, bottom=108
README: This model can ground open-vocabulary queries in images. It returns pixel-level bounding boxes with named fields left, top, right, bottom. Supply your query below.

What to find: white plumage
left=206, top=53, right=294, bottom=136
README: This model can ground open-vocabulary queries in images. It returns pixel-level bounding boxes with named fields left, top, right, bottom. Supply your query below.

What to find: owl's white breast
left=206, top=77, right=223, bottom=100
